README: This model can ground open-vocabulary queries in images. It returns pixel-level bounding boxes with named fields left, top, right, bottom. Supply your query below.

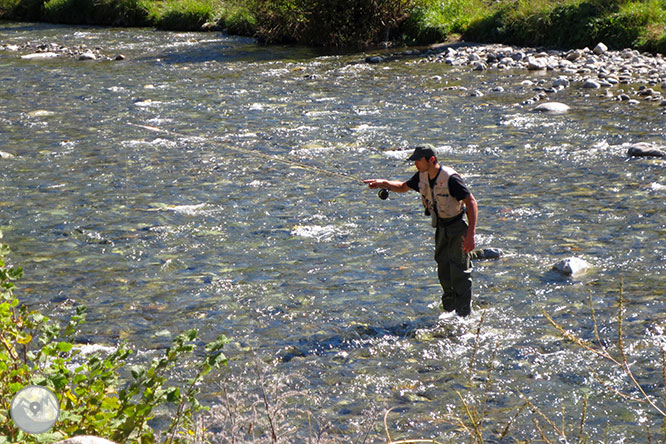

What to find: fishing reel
left=378, top=189, right=389, bottom=200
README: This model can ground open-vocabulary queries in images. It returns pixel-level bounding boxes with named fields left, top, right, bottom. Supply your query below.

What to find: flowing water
left=1, top=22, right=665, bottom=442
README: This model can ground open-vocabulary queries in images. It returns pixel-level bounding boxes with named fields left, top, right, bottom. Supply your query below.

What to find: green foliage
left=590, top=0, right=666, bottom=48
left=41, top=0, right=151, bottom=25
left=154, top=0, right=215, bottom=30
left=222, top=6, right=256, bottom=36
left=250, top=0, right=418, bottom=47
left=0, top=0, right=45, bottom=20
left=0, top=240, right=228, bottom=444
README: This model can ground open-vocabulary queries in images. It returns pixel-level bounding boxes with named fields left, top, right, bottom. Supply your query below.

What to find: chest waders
left=419, top=167, right=472, bottom=317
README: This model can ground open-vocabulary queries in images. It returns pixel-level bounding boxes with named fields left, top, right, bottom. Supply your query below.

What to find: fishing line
left=129, top=122, right=367, bottom=182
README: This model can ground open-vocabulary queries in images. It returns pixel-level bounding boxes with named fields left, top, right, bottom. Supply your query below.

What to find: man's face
left=414, top=156, right=432, bottom=172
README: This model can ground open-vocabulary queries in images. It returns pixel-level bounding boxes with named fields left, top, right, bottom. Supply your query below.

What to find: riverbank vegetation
left=1, top=0, right=665, bottom=53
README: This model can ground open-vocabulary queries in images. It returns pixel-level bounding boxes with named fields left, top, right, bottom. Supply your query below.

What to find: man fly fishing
left=364, top=144, right=478, bottom=317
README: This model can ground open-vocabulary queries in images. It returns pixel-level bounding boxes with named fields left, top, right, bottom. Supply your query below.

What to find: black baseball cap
left=407, top=144, right=436, bottom=161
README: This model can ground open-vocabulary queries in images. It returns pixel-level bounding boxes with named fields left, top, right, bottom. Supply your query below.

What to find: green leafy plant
left=0, top=239, right=228, bottom=444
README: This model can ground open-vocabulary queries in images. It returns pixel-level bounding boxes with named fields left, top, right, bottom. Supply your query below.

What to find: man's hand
left=363, top=179, right=383, bottom=189
left=463, top=233, right=475, bottom=253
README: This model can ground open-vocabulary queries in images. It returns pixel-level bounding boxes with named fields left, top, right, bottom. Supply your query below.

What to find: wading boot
left=455, top=296, right=471, bottom=317
left=442, top=294, right=456, bottom=312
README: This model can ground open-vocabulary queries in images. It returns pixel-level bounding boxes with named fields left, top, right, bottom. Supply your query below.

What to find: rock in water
left=533, top=102, right=570, bottom=113
left=626, top=142, right=666, bottom=158
left=552, top=257, right=591, bottom=276
left=21, top=52, right=59, bottom=60
left=471, top=248, right=503, bottom=260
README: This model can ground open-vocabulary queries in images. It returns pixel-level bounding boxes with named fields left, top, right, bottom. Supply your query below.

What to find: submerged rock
left=552, top=257, right=591, bottom=276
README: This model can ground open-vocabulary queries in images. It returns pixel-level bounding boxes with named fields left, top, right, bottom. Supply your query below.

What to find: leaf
left=205, top=334, right=229, bottom=353
left=57, top=342, right=73, bottom=352
left=16, top=332, right=32, bottom=344
left=166, top=387, right=180, bottom=402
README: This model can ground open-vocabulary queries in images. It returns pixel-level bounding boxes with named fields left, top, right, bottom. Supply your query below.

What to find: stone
left=552, top=257, right=591, bottom=276
left=593, top=42, right=608, bottom=55
left=566, top=50, right=582, bottom=61
left=583, top=79, right=601, bottom=89
left=471, top=248, right=503, bottom=260
left=79, top=50, right=97, bottom=60
left=626, top=142, right=666, bottom=157
left=21, top=52, right=59, bottom=60
left=0, top=151, right=14, bottom=159
left=552, top=77, right=570, bottom=88
left=532, top=102, right=570, bottom=113
left=365, top=56, right=383, bottom=64
left=527, top=59, right=546, bottom=70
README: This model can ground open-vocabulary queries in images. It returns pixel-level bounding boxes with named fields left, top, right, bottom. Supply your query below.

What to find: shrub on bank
left=247, top=0, right=417, bottom=47
left=152, top=0, right=215, bottom=30
left=42, top=0, right=152, bottom=26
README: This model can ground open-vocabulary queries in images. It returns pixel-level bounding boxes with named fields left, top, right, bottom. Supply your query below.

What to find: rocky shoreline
left=366, top=41, right=666, bottom=113
left=1, top=41, right=124, bottom=61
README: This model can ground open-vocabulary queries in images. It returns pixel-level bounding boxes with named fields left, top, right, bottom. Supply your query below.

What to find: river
left=1, top=22, right=665, bottom=442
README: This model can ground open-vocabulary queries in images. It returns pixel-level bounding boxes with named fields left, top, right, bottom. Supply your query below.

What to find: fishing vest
left=419, top=166, right=464, bottom=227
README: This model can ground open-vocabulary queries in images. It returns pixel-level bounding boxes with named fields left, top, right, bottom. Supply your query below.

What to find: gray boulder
left=552, top=257, right=591, bottom=276
left=626, top=142, right=666, bottom=157
left=533, top=102, right=570, bottom=113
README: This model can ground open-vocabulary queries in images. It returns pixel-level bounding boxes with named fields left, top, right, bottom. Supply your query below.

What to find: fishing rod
left=128, top=123, right=391, bottom=200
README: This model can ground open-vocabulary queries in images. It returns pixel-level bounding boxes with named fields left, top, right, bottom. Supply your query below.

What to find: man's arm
left=462, top=193, right=477, bottom=253
left=363, top=179, right=411, bottom=193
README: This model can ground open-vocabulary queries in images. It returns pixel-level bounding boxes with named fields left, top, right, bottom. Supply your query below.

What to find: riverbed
left=1, top=22, right=665, bottom=442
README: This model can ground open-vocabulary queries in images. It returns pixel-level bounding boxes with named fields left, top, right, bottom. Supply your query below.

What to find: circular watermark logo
left=9, top=385, right=60, bottom=434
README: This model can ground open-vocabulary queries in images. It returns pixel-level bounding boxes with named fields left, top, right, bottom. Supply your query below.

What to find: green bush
left=41, top=0, right=151, bottom=25
left=590, top=0, right=666, bottom=49
left=42, top=0, right=91, bottom=24
left=223, top=6, right=256, bottom=36
left=250, top=0, right=419, bottom=47
left=154, top=0, right=215, bottom=30
left=0, top=240, right=228, bottom=444
left=0, top=0, right=45, bottom=20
